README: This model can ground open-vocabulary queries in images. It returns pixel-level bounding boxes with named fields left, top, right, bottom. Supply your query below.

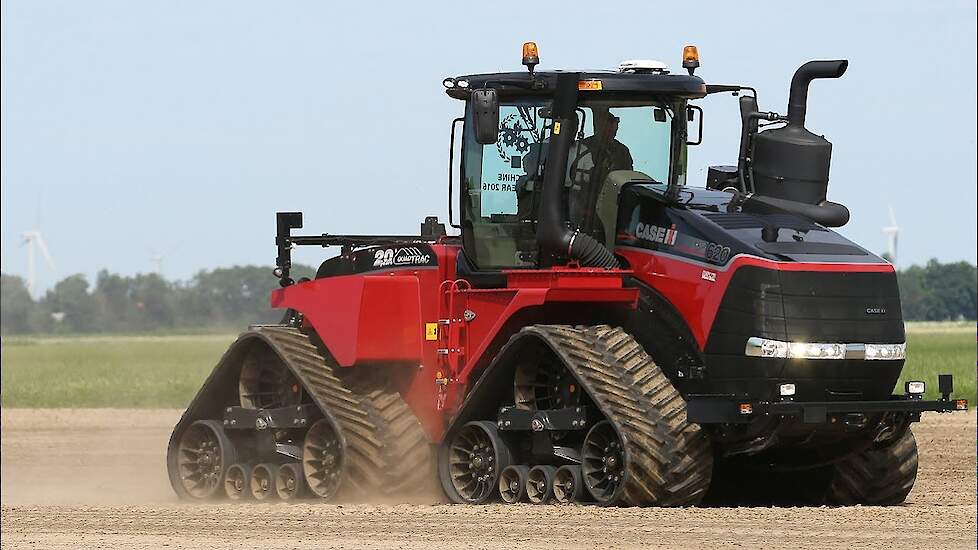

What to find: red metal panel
left=270, top=274, right=422, bottom=367
left=357, top=276, right=423, bottom=363
left=453, top=288, right=547, bottom=384
left=503, top=268, right=634, bottom=289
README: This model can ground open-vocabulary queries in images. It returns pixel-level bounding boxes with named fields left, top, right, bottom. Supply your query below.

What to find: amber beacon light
left=682, top=45, right=700, bottom=75
left=522, top=41, right=540, bottom=75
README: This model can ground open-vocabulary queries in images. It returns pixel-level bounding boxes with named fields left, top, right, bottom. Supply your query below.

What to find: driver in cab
left=573, top=107, right=634, bottom=187
left=566, top=107, right=634, bottom=227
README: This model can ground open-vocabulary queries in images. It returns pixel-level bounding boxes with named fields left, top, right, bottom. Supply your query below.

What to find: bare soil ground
left=2, top=408, right=975, bottom=549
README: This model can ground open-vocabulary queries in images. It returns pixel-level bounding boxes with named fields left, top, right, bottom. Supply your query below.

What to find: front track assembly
left=167, top=326, right=431, bottom=502
left=440, top=325, right=713, bottom=507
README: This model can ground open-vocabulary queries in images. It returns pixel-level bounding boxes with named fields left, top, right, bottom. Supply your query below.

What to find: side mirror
left=686, top=105, right=703, bottom=145
left=472, top=88, right=500, bottom=145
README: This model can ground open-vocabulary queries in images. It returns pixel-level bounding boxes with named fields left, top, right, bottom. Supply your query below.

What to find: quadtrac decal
left=372, top=246, right=433, bottom=268
left=347, top=244, right=439, bottom=273
left=623, top=220, right=731, bottom=265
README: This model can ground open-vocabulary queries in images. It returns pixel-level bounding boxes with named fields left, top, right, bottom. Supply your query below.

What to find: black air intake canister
left=752, top=125, right=833, bottom=203
left=751, top=60, right=847, bottom=204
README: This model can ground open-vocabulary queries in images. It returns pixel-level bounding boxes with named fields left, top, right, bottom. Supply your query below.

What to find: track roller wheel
left=828, top=428, right=919, bottom=505
left=303, top=418, right=344, bottom=499
left=224, top=464, right=251, bottom=500
left=176, top=420, right=237, bottom=499
left=276, top=463, right=305, bottom=501
left=498, top=465, right=530, bottom=504
left=553, top=465, right=584, bottom=504
left=441, top=421, right=512, bottom=504
left=250, top=463, right=277, bottom=500
left=582, top=421, right=624, bottom=504
left=526, top=465, right=557, bottom=504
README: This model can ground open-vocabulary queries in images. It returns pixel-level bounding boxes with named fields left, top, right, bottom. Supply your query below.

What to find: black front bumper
left=687, top=374, right=968, bottom=425
left=689, top=394, right=968, bottom=424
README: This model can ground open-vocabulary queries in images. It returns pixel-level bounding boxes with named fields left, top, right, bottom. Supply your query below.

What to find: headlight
left=864, top=343, right=906, bottom=360
left=787, top=342, right=846, bottom=360
left=746, top=337, right=905, bottom=361
left=746, top=337, right=788, bottom=358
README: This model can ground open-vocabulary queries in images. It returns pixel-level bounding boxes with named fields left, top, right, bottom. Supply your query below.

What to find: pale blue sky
left=2, top=0, right=976, bottom=293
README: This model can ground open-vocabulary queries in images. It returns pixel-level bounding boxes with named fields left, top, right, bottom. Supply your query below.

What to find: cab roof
left=445, top=70, right=707, bottom=100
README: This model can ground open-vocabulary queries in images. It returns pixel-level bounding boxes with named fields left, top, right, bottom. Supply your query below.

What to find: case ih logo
left=635, top=222, right=678, bottom=246
left=865, top=306, right=887, bottom=315
left=373, top=247, right=431, bottom=268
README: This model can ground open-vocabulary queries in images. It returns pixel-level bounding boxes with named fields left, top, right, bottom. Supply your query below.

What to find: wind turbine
left=150, top=249, right=165, bottom=275
left=881, top=205, right=899, bottom=266
left=149, top=242, right=181, bottom=277
left=22, top=230, right=55, bottom=299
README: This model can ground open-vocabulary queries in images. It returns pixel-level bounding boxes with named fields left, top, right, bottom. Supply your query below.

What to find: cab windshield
left=461, top=97, right=685, bottom=269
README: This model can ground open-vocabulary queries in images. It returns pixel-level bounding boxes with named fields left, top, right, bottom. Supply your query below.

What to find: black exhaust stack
left=787, top=60, right=848, bottom=127
left=537, top=72, right=618, bottom=268
left=751, top=60, right=848, bottom=210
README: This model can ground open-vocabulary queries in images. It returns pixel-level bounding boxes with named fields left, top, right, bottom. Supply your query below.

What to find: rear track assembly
left=167, top=326, right=430, bottom=501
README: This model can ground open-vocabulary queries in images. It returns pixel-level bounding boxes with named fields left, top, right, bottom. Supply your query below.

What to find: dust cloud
left=1, top=409, right=975, bottom=549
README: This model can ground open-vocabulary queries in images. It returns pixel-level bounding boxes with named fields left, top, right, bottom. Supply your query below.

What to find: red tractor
left=167, top=43, right=967, bottom=506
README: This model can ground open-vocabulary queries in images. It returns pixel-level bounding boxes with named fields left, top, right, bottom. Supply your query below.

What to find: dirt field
left=1, top=408, right=975, bottom=549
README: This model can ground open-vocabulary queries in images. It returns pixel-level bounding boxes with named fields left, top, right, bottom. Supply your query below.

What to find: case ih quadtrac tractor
left=168, top=44, right=967, bottom=506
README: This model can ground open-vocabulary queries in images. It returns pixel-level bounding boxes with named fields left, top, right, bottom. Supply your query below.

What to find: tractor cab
left=445, top=46, right=707, bottom=272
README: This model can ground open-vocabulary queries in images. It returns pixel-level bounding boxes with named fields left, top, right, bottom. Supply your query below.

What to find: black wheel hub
left=602, top=442, right=622, bottom=477
left=466, top=442, right=494, bottom=482
left=190, top=441, right=222, bottom=481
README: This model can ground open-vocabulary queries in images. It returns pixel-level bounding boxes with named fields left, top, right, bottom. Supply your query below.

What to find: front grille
left=705, top=266, right=905, bottom=355
left=703, top=266, right=905, bottom=401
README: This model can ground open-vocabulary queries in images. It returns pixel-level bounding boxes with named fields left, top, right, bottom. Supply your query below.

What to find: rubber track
left=360, top=388, right=434, bottom=495
left=828, top=428, right=918, bottom=505
left=257, top=326, right=432, bottom=497
left=253, top=326, right=388, bottom=496
left=523, top=325, right=713, bottom=506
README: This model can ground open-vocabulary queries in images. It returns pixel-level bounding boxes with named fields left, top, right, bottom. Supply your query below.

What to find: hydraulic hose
left=569, top=230, right=619, bottom=269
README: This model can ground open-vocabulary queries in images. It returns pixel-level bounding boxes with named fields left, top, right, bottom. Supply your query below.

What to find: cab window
left=461, top=101, right=548, bottom=269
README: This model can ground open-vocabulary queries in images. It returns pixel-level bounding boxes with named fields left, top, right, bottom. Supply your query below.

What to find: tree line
left=1, top=260, right=975, bottom=335
left=1, top=264, right=314, bottom=334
